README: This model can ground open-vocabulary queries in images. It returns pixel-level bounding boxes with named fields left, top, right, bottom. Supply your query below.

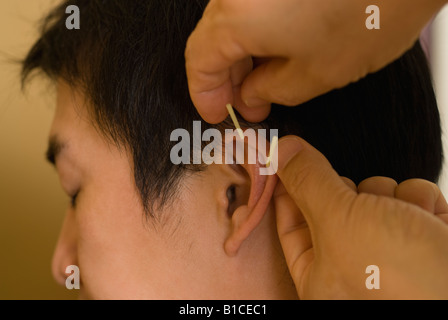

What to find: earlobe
left=224, top=162, right=278, bottom=257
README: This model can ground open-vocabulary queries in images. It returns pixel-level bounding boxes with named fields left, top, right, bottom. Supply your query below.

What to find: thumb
left=241, top=59, right=332, bottom=107
left=275, top=136, right=356, bottom=228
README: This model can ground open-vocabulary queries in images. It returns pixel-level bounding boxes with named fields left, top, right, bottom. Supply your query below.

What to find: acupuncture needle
left=225, top=103, right=278, bottom=168
left=226, top=104, right=245, bottom=140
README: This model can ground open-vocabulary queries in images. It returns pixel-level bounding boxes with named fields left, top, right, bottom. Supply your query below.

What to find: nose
left=51, top=210, right=78, bottom=286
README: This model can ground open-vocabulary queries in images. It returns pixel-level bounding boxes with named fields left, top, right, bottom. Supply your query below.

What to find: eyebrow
left=46, top=136, right=66, bottom=166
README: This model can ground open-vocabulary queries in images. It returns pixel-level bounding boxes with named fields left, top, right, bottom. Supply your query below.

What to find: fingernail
left=244, top=97, right=269, bottom=108
left=277, top=137, right=303, bottom=172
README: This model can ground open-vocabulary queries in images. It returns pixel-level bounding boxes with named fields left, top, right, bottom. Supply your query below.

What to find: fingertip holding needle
left=226, top=104, right=245, bottom=140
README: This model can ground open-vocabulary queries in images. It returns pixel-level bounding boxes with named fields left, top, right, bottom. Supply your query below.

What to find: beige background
left=0, top=0, right=76, bottom=299
left=0, top=1, right=447, bottom=300
left=434, top=5, right=448, bottom=195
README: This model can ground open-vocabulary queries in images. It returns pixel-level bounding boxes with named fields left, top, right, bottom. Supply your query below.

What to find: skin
left=185, top=0, right=448, bottom=124
left=50, top=81, right=298, bottom=299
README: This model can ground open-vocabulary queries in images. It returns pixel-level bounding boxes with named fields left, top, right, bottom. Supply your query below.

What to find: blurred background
left=0, top=0, right=447, bottom=300
left=0, top=0, right=76, bottom=299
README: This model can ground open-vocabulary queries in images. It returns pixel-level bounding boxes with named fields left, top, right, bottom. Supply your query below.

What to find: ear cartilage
left=266, top=135, right=279, bottom=168
left=226, top=103, right=245, bottom=140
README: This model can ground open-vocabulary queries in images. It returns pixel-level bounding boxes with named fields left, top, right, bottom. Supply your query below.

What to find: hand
left=274, top=136, right=448, bottom=299
left=185, top=0, right=446, bottom=124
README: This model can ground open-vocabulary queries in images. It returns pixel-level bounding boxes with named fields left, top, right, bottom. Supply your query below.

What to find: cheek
left=73, top=180, right=201, bottom=299
left=74, top=181, right=158, bottom=298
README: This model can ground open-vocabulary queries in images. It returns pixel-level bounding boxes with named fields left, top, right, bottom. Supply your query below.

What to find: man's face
left=49, top=81, right=297, bottom=299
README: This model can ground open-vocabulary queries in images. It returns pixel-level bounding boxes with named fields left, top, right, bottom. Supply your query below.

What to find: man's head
left=22, top=0, right=442, bottom=299
left=46, top=80, right=292, bottom=299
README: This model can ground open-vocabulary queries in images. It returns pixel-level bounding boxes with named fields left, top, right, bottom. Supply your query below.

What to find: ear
left=224, top=138, right=278, bottom=257
left=52, top=209, right=78, bottom=286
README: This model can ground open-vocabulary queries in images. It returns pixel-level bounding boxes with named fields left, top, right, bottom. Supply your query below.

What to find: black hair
left=22, top=0, right=443, bottom=216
